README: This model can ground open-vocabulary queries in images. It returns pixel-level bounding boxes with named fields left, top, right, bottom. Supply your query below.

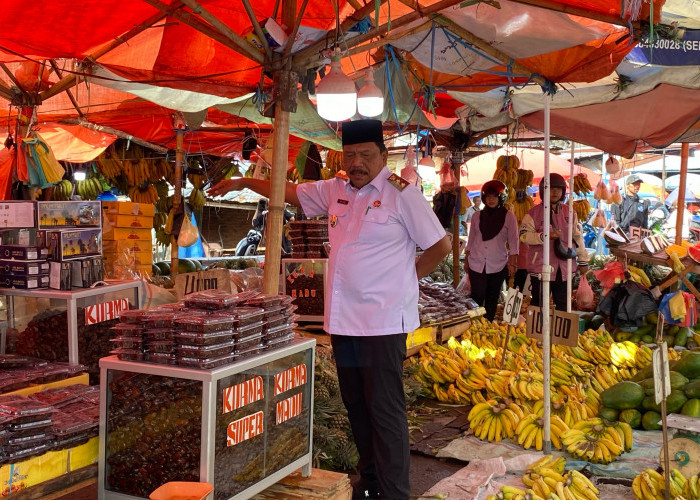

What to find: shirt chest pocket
left=363, top=208, right=390, bottom=224
left=328, top=203, right=350, bottom=227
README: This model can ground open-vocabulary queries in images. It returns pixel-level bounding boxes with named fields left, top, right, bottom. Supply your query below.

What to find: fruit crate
left=98, top=337, right=315, bottom=500
left=281, top=259, right=327, bottom=323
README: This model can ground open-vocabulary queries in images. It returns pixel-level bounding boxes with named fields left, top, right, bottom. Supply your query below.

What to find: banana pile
left=75, top=177, right=103, bottom=200
left=128, top=184, right=159, bottom=205
left=468, top=400, right=523, bottom=442
left=50, top=179, right=74, bottom=200
left=494, top=155, right=520, bottom=186
left=632, top=468, right=688, bottom=499
left=573, top=173, right=593, bottom=196
left=488, top=455, right=601, bottom=500
left=513, top=191, right=535, bottom=224
left=572, top=199, right=591, bottom=223
left=325, top=149, right=343, bottom=175
left=187, top=172, right=208, bottom=210
left=560, top=417, right=632, bottom=464
left=515, top=413, right=569, bottom=450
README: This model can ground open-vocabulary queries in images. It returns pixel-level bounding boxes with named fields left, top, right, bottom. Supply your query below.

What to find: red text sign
left=276, top=393, right=303, bottom=425
left=226, top=411, right=264, bottom=447
left=274, top=364, right=307, bottom=396
left=85, top=298, right=129, bottom=326
left=222, top=376, right=264, bottom=414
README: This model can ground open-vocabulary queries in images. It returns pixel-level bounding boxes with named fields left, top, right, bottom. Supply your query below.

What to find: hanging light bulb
left=357, top=69, right=384, bottom=117
left=316, top=53, right=357, bottom=122
left=418, top=131, right=435, bottom=168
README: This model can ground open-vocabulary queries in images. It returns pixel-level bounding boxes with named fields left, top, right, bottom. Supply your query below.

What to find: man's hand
left=549, top=229, right=561, bottom=240
left=207, top=178, right=243, bottom=198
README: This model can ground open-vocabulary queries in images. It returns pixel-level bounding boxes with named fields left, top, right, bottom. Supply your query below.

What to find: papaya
left=632, top=365, right=654, bottom=382
left=642, top=335, right=654, bottom=344
left=639, top=378, right=656, bottom=396
left=630, top=333, right=642, bottom=344
left=681, top=399, right=700, bottom=417
left=580, top=312, right=594, bottom=326
left=670, top=371, right=690, bottom=390
left=642, top=390, right=687, bottom=413
left=193, top=259, right=203, bottom=271
left=664, top=334, right=677, bottom=346
left=684, top=379, right=700, bottom=399
left=619, top=409, right=642, bottom=429
left=600, top=407, right=619, bottom=422
left=675, top=327, right=691, bottom=347
left=600, top=381, right=645, bottom=410
left=669, top=325, right=680, bottom=336
left=672, top=352, right=700, bottom=379
left=589, top=315, right=605, bottom=330
left=637, top=324, right=655, bottom=335
left=615, top=331, right=633, bottom=342
left=642, top=411, right=662, bottom=430
left=645, top=312, right=659, bottom=324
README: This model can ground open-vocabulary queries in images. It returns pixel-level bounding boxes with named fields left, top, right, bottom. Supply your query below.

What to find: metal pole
left=452, top=163, right=461, bottom=288
left=566, top=142, right=574, bottom=313
left=661, top=149, right=667, bottom=205
left=542, top=95, right=552, bottom=453
left=171, top=129, right=184, bottom=277
left=675, top=143, right=690, bottom=245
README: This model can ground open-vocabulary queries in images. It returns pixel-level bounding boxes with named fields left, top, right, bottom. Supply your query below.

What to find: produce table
left=98, top=338, right=315, bottom=500
left=609, top=241, right=700, bottom=300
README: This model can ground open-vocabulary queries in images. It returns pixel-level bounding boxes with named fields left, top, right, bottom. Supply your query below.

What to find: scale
left=660, top=414, right=700, bottom=477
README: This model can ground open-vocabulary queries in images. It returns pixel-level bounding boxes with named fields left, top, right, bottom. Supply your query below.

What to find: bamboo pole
left=240, top=0, right=273, bottom=61
left=171, top=130, right=185, bottom=277
left=282, top=0, right=312, bottom=59
left=452, top=163, right=460, bottom=289
left=180, top=0, right=266, bottom=65
left=566, top=142, right=574, bottom=312
left=49, top=60, right=84, bottom=118
left=1, top=64, right=32, bottom=103
left=60, top=118, right=169, bottom=153
left=345, top=20, right=433, bottom=58
left=429, top=14, right=547, bottom=87
left=0, top=78, right=15, bottom=102
left=675, top=143, right=690, bottom=245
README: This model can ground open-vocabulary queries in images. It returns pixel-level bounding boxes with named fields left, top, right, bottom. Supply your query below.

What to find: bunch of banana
left=514, top=169, right=534, bottom=190
left=512, top=195, right=534, bottom=224
left=189, top=188, right=206, bottom=210
left=468, top=400, right=520, bottom=441
left=515, top=413, right=569, bottom=450
left=95, top=153, right=121, bottom=179
left=608, top=341, right=639, bottom=368
left=187, top=172, right=207, bottom=190
left=325, top=149, right=343, bottom=175
left=50, top=179, right=74, bottom=200
left=485, top=485, right=536, bottom=500
left=560, top=418, right=628, bottom=464
left=128, top=184, right=158, bottom=205
left=75, top=177, right=103, bottom=200
left=484, top=370, right=514, bottom=398
left=627, top=265, right=652, bottom=287
left=457, top=361, right=490, bottom=392
left=509, top=373, right=545, bottom=401
left=573, top=199, right=591, bottom=222
left=573, top=173, right=593, bottom=195
left=632, top=468, right=686, bottom=500
left=147, top=158, right=172, bottom=183
left=431, top=381, right=471, bottom=404
left=683, top=472, right=700, bottom=499
left=155, top=227, right=171, bottom=247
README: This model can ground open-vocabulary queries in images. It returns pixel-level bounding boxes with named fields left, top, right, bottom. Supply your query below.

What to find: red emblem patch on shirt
left=373, top=200, right=381, bottom=207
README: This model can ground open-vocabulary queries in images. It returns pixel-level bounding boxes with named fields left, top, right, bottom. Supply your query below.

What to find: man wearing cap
left=611, top=174, right=650, bottom=234
left=208, top=119, right=451, bottom=500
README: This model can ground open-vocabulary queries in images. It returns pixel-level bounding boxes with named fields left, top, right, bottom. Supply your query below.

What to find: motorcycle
left=235, top=229, right=262, bottom=256
left=581, top=222, right=597, bottom=252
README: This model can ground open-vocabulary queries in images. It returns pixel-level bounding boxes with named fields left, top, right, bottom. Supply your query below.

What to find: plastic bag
left=608, top=182, right=623, bottom=204
left=178, top=213, right=199, bottom=247
left=593, top=261, right=626, bottom=294
left=439, top=161, right=457, bottom=191
left=590, top=208, right=607, bottom=228
left=593, top=180, right=610, bottom=201
left=456, top=273, right=471, bottom=296
left=575, top=274, right=595, bottom=311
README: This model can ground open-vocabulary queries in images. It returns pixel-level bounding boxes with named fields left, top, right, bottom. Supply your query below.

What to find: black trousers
left=331, top=334, right=410, bottom=500
left=512, top=269, right=528, bottom=293
left=529, top=268, right=568, bottom=311
left=468, top=266, right=508, bottom=321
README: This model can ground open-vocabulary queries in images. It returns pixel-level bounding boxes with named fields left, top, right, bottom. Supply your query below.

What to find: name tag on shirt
left=337, top=199, right=348, bottom=205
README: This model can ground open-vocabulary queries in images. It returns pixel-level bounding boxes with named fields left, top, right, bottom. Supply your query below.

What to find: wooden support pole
left=0, top=78, right=16, bottom=102
left=1, top=64, right=32, bottom=103
left=429, top=14, right=547, bottom=87
left=675, top=143, right=690, bottom=245
left=507, top=0, right=640, bottom=29
left=49, top=60, right=84, bottom=118
left=240, top=0, right=274, bottom=61
left=345, top=20, right=433, bottom=58
left=282, top=0, right=312, bottom=59
left=171, top=130, right=185, bottom=277
left=180, top=0, right=266, bottom=65
left=452, top=163, right=460, bottom=289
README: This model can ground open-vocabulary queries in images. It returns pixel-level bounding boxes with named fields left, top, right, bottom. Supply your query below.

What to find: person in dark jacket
left=432, top=188, right=457, bottom=231
left=611, top=175, right=650, bottom=233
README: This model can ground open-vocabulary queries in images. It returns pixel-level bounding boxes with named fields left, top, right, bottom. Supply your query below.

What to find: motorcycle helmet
left=481, top=180, right=507, bottom=207
left=538, top=173, right=567, bottom=203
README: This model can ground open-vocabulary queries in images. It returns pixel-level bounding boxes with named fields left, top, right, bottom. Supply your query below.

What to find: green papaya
left=615, top=331, right=633, bottom=342
left=636, top=324, right=655, bottom=335
left=642, top=411, right=662, bottom=430
left=645, top=312, right=659, bottom=324
left=639, top=378, right=656, bottom=396
left=672, top=352, right=700, bottom=379
left=600, top=381, right=645, bottom=410
left=642, top=335, right=654, bottom=344
left=670, top=371, right=690, bottom=390
left=684, top=379, right=700, bottom=399
left=681, top=399, right=700, bottom=417
left=664, top=334, right=677, bottom=346
left=669, top=325, right=680, bottom=336
left=630, top=333, right=642, bottom=344
left=632, top=365, right=654, bottom=382
left=642, top=390, right=687, bottom=413
left=619, top=409, right=642, bottom=429
left=675, top=327, right=691, bottom=347
left=600, top=407, right=619, bottom=422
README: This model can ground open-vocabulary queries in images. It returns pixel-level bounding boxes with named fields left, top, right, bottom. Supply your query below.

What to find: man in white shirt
left=208, top=120, right=451, bottom=500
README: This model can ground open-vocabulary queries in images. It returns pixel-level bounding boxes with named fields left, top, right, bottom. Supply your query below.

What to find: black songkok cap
left=341, top=119, right=384, bottom=146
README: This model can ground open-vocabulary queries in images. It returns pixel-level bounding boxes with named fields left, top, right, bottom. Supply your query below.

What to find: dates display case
left=3, top=281, right=144, bottom=382
left=98, top=338, right=315, bottom=500
left=282, top=259, right=327, bottom=323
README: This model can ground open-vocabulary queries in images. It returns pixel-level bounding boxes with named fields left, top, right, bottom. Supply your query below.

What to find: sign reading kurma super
left=85, top=298, right=129, bottom=325
left=222, top=364, right=308, bottom=447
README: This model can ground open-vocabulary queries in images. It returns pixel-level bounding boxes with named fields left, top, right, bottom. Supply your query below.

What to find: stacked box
left=101, top=202, right=155, bottom=278
left=0, top=227, right=50, bottom=290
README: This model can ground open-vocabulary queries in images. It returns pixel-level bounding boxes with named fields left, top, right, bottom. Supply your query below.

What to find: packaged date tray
left=142, top=312, right=181, bottom=328
left=261, top=304, right=286, bottom=319
left=174, top=330, right=234, bottom=346
left=0, top=399, right=53, bottom=424
left=118, top=309, right=151, bottom=324
left=178, top=353, right=236, bottom=370
left=177, top=340, right=236, bottom=359
left=243, top=294, right=286, bottom=308
left=146, top=340, right=176, bottom=354
left=264, top=323, right=294, bottom=341
left=235, top=344, right=264, bottom=360
left=232, top=320, right=264, bottom=338
left=110, top=337, right=145, bottom=350
left=29, top=387, right=80, bottom=408
left=183, top=289, right=258, bottom=310
left=112, top=323, right=146, bottom=336
left=51, top=413, right=94, bottom=438
left=234, top=333, right=263, bottom=352
left=177, top=314, right=234, bottom=332
left=9, top=418, right=53, bottom=437
left=227, top=307, right=265, bottom=327
left=110, top=348, right=145, bottom=362
left=4, top=432, right=54, bottom=452
left=263, top=313, right=289, bottom=330
left=265, top=332, right=296, bottom=349
left=144, top=328, right=176, bottom=341
left=146, top=352, right=177, bottom=365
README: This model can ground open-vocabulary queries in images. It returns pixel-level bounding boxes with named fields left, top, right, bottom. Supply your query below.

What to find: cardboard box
left=49, top=261, right=71, bottom=290
left=0, top=201, right=36, bottom=229
left=0, top=245, right=48, bottom=261
left=47, top=229, right=102, bottom=261
left=101, top=201, right=155, bottom=217
left=0, top=274, right=49, bottom=289
left=103, top=239, right=152, bottom=254
left=103, top=213, right=153, bottom=229
left=102, top=227, right=152, bottom=241
left=0, top=228, right=37, bottom=246
left=104, top=250, right=152, bottom=267
left=0, top=259, right=49, bottom=276
left=37, top=201, right=101, bottom=228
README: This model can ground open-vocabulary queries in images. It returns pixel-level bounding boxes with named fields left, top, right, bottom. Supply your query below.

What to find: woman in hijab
left=464, top=180, right=519, bottom=321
